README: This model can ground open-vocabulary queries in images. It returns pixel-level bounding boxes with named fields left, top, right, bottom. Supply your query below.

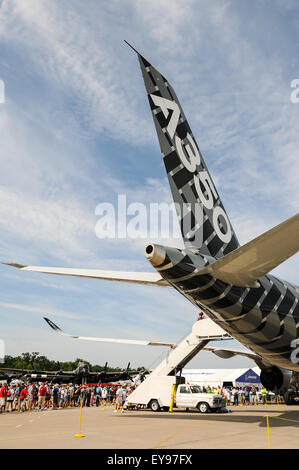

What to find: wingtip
left=2, top=262, right=27, bottom=269
left=44, top=317, right=61, bottom=331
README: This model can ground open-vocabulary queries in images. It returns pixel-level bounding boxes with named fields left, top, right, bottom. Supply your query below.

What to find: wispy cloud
left=0, top=0, right=152, bottom=144
left=0, top=0, right=298, bottom=367
left=0, top=301, right=82, bottom=320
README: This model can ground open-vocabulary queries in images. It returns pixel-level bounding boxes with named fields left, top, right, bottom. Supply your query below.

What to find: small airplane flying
left=3, top=43, right=299, bottom=403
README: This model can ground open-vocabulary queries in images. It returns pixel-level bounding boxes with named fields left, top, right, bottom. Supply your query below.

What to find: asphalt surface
left=0, top=404, right=299, bottom=449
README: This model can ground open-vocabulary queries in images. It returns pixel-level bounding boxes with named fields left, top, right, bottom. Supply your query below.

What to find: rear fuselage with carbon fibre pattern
left=149, top=245, right=299, bottom=372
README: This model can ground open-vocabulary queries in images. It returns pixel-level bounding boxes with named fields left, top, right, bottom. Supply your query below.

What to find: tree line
left=2, top=352, right=142, bottom=372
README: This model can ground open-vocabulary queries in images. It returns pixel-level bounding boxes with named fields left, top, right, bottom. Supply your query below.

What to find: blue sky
left=0, top=0, right=298, bottom=370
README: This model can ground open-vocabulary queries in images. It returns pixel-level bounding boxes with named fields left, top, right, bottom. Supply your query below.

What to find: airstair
left=126, top=318, right=231, bottom=408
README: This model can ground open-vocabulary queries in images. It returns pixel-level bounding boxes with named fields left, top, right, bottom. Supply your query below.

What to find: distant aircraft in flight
left=4, top=44, right=299, bottom=404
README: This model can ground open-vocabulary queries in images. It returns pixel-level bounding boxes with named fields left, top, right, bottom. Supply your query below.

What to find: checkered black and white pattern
left=136, top=52, right=299, bottom=375
left=138, top=55, right=239, bottom=258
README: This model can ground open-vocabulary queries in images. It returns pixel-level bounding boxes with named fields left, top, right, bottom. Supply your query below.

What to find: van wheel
left=197, top=402, right=209, bottom=413
left=149, top=400, right=160, bottom=412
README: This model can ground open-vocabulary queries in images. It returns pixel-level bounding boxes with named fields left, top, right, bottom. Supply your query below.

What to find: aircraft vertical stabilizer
left=135, top=47, right=239, bottom=258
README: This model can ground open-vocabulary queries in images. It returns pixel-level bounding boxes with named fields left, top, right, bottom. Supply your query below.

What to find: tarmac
left=0, top=404, right=299, bottom=449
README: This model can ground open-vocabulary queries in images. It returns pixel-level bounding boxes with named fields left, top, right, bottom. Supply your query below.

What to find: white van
left=126, top=376, right=224, bottom=413
left=175, top=383, right=223, bottom=413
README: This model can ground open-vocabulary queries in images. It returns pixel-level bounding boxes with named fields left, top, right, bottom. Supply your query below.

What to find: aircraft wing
left=44, top=318, right=175, bottom=348
left=198, top=213, right=299, bottom=287
left=203, top=346, right=272, bottom=368
left=2, top=264, right=170, bottom=287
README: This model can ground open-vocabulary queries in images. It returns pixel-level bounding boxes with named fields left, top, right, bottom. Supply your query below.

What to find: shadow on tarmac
left=119, top=407, right=299, bottom=428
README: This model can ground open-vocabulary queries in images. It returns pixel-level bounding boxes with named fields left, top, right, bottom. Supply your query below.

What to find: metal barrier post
left=168, top=384, right=176, bottom=413
left=266, top=415, right=271, bottom=449
left=74, top=397, right=85, bottom=438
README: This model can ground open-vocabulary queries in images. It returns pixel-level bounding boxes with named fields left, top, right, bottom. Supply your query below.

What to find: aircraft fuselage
left=148, top=245, right=299, bottom=372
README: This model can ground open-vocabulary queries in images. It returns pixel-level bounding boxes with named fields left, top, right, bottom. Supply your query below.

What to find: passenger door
left=177, top=385, right=192, bottom=407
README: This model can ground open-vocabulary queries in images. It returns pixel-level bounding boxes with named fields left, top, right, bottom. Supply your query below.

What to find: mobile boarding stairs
left=126, top=318, right=231, bottom=409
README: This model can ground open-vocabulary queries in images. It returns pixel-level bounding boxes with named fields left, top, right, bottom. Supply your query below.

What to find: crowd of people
left=191, top=384, right=279, bottom=405
left=0, top=380, right=281, bottom=414
left=0, top=381, right=134, bottom=413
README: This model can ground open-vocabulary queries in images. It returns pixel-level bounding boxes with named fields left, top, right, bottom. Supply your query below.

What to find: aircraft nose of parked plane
left=145, top=244, right=166, bottom=267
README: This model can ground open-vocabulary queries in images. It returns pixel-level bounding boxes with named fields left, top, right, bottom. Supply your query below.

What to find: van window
left=179, top=386, right=190, bottom=394
left=190, top=386, right=201, bottom=393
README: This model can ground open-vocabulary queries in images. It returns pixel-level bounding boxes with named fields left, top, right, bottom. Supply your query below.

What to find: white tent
left=181, top=368, right=261, bottom=387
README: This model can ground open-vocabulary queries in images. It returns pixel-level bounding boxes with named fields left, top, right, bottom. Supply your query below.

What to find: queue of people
left=191, top=384, right=279, bottom=405
left=0, top=381, right=134, bottom=413
left=0, top=380, right=281, bottom=414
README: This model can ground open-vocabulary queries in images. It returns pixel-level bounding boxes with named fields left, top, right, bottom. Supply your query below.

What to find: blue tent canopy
left=235, top=368, right=260, bottom=384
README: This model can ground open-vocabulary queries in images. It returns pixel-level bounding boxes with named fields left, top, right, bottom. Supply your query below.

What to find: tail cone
left=145, top=244, right=166, bottom=267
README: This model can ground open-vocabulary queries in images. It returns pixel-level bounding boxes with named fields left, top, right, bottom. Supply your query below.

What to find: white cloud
left=0, top=0, right=152, bottom=144
left=0, top=0, right=298, bottom=368
left=0, top=186, right=94, bottom=257
left=0, top=301, right=82, bottom=320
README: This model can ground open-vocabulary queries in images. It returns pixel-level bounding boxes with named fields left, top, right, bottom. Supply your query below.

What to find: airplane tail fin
left=134, top=45, right=239, bottom=258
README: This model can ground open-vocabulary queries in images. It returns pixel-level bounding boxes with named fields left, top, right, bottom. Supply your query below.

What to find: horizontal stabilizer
left=203, top=346, right=272, bottom=368
left=199, top=213, right=299, bottom=287
left=2, top=264, right=169, bottom=287
left=44, top=317, right=175, bottom=348
left=203, top=346, right=262, bottom=361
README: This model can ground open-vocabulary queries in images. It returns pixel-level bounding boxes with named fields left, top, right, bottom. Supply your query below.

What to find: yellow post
left=168, top=384, right=176, bottom=413
left=266, top=415, right=271, bottom=449
left=74, top=398, right=85, bottom=438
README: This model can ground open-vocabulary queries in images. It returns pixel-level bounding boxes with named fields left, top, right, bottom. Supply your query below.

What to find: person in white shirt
left=114, top=387, right=123, bottom=412
left=59, top=386, right=66, bottom=408
left=121, top=387, right=128, bottom=413
left=101, top=387, right=108, bottom=406
left=6, top=386, right=15, bottom=412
